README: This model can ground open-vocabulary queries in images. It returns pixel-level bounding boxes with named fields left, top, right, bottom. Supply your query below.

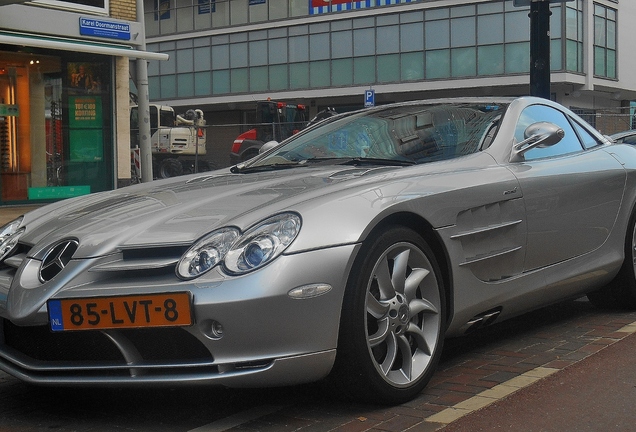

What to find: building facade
left=144, top=0, right=634, bottom=166
left=0, top=0, right=163, bottom=204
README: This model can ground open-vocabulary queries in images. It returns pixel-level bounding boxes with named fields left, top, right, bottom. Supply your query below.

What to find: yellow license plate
left=48, top=292, right=193, bottom=332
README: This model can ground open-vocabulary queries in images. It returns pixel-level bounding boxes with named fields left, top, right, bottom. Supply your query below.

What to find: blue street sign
left=79, top=18, right=131, bottom=41
left=365, top=90, right=375, bottom=107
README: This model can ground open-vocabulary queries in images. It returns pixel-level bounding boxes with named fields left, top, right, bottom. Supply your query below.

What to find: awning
left=0, top=31, right=169, bottom=61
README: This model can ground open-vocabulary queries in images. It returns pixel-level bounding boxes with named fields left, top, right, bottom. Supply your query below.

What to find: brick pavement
left=214, top=298, right=636, bottom=432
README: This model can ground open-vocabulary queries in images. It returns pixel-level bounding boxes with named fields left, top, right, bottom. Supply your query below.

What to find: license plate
left=48, top=292, right=193, bottom=332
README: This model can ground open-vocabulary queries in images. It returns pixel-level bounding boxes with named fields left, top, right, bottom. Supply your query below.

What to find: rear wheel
left=588, top=210, right=636, bottom=309
left=332, top=226, right=445, bottom=404
left=197, top=160, right=212, bottom=172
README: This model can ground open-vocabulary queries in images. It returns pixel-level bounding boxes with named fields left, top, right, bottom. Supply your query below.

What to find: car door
left=506, top=104, right=626, bottom=272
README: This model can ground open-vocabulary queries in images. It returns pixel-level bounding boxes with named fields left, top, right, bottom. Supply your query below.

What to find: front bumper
left=0, top=244, right=357, bottom=387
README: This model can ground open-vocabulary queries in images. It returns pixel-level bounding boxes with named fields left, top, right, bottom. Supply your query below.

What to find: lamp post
left=514, top=0, right=573, bottom=99
left=529, top=0, right=551, bottom=99
left=136, top=0, right=153, bottom=182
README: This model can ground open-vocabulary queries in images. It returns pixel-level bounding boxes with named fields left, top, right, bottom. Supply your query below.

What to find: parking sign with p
left=364, top=90, right=375, bottom=107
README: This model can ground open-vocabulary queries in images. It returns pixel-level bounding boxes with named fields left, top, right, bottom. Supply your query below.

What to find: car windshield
left=248, top=102, right=507, bottom=168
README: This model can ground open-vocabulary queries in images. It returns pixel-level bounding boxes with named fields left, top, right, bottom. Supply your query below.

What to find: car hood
left=20, top=166, right=400, bottom=259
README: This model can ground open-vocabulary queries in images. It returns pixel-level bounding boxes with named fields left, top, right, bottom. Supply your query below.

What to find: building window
left=146, top=0, right=572, bottom=97
left=593, top=3, right=617, bottom=79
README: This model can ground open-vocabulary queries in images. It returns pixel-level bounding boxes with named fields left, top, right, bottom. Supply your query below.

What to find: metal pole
left=136, top=0, right=153, bottom=182
left=529, top=0, right=551, bottom=99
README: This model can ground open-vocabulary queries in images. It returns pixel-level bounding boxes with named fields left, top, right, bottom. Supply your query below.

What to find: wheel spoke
left=367, top=292, right=389, bottom=318
left=379, top=332, right=398, bottom=375
left=404, top=268, right=430, bottom=302
left=406, top=322, right=432, bottom=356
left=391, top=249, right=410, bottom=293
left=396, top=334, right=413, bottom=380
left=409, top=298, right=438, bottom=315
left=375, top=255, right=396, bottom=300
left=368, top=318, right=390, bottom=347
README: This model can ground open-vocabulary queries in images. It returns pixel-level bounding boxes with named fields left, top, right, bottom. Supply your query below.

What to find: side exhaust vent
left=462, top=307, right=502, bottom=334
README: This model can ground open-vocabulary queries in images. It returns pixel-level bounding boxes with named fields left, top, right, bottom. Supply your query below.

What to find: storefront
left=0, top=0, right=168, bottom=205
left=0, top=48, right=113, bottom=202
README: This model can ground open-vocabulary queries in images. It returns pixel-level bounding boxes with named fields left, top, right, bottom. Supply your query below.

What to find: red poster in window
left=310, top=0, right=351, bottom=7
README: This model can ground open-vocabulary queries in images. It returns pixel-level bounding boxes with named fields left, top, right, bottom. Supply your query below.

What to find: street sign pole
left=529, top=0, right=551, bottom=99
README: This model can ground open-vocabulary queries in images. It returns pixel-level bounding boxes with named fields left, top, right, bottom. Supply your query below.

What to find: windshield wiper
left=231, top=157, right=415, bottom=173
left=230, top=161, right=308, bottom=174
left=334, top=158, right=416, bottom=167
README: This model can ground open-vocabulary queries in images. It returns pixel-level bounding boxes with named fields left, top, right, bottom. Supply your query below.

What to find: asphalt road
left=0, top=297, right=633, bottom=431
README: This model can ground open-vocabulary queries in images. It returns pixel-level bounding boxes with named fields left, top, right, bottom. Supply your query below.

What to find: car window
left=572, top=120, right=603, bottom=149
left=255, top=103, right=506, bottom=165
left=620, top=135, right=636, bottom=145
left=514, top=105, right=584, bottom=160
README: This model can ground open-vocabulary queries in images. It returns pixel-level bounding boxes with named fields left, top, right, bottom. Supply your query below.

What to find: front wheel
left=332, top=226, right=446, bottom=404
left=588, top=210, right=636, bottom=309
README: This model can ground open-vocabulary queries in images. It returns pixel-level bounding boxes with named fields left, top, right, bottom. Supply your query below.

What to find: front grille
left=2, top=320, right=213, bottom=364
left=4, top=320, right=124, bottom=362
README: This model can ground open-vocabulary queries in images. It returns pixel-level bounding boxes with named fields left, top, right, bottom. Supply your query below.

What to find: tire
left=152, top=159, right=160, bottom=180
left=332, top=226, right=446, bottom=404
left=181, top=160, right=213, bottom=175
left=196, top=160, right=212, bottom=172
left=159, top=158, right=183, bottom=179
left=588, top=210, right=636, bottom=309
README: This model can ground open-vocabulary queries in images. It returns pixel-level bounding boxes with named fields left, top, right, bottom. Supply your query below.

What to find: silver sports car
left=1, top=96, right=635, bottom=404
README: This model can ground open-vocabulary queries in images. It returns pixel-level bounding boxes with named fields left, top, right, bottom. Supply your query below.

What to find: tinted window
left=255, top=103, right=506, bottom=165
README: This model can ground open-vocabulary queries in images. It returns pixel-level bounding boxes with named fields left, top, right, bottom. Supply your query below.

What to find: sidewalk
left=441, top=330, right=636, bottom=431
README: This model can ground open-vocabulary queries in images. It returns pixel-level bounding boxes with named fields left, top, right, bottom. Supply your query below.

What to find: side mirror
left=259, top=140, right=280, bottom=154
left=511, top=122, right=565, bottom=162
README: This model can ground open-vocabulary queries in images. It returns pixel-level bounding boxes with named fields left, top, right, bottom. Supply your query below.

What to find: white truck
left=130, top=104, right=210, bottom=179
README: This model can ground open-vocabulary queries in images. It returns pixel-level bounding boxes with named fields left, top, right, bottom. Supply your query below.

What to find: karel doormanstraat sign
left=79, top=18, right=131, bottom=41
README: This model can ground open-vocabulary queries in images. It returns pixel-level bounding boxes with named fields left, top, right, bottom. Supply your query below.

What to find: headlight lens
left=176, top=213, right=302, bottom=280
left=0, top=217, right=25, bottom=262
left=176, top=227, right=240, bottom=280
left=224, top=213, right=301, bottom=274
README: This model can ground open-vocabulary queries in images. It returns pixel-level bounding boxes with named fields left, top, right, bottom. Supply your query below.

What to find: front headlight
left=176, top=213, right=302, bottom=280
left=176, top=227, right=240, bottom=280
left=224, top=213, right=301, bottom=275
left=0, top=217, right=25, bottom=262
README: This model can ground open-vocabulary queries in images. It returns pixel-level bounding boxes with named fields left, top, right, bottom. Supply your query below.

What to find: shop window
left=269, top=65, right=288, bottom=90
left=353, top=57, right=375, bottom=85
left=249, top=67, right=268, bottom=92
left=230, top=69, right=248, bottom=93
left=425, top=50, right=450, bottom=79
left=377, top=54, right=399, bottom=83
left=401, top=52, right=424, bottom=81
left=309, top=61, right=330, bottom=88
left=0, top=52, right=113, bottom=203
left=332, top=59, right=353, bottom=86
left=212, top=70, right=230, bottom=94
left=290, top=63, right=309, bottom=89
left=478, top=45, right=504, bottom=76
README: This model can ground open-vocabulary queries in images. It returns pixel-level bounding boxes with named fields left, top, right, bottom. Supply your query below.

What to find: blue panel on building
left=79, top=18, right=131, bottom=41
